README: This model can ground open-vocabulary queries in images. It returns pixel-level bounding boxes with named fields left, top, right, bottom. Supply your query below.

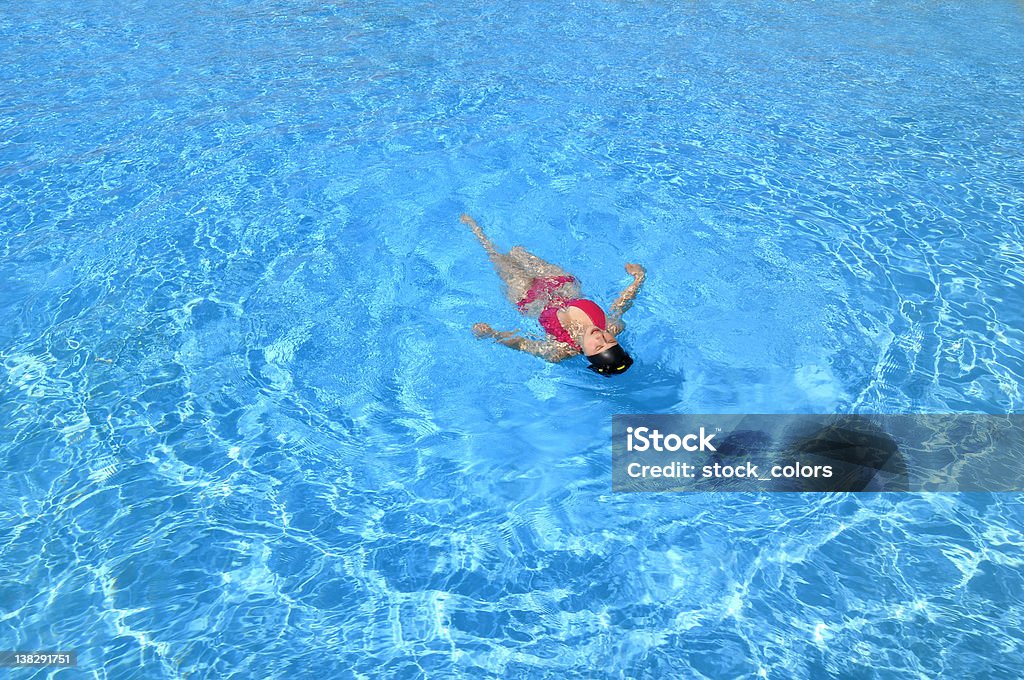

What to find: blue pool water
left=3, top=0, right=1024, bottom=676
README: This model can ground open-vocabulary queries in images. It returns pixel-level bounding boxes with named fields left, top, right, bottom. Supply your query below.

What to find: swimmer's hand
left=472, top=322, right=495, bottom=338
left=625, top=263, right=646, bottom=278
left=460, top=214, right=479, bottom=228
left=610, top=263, right=647, bottom=320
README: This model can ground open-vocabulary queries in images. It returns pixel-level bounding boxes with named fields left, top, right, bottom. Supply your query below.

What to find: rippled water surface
left=3, top=0, right=1024, bottom=677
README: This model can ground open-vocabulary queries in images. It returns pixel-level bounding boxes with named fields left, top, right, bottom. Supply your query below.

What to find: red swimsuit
left=516, top=275, right=606, bottom=351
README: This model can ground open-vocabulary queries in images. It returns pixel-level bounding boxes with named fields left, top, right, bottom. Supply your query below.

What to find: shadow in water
left=711, top=416, right=909, bottom=491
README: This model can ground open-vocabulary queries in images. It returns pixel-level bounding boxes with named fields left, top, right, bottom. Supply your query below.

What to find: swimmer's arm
left=609, top=263, right=646, bottom=317
left=499, top=335, right=575, bottom=362
left=472, top=324, right=575, bottom=362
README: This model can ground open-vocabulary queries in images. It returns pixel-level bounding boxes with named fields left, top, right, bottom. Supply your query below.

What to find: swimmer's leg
left=508, top=245, right=570, bottom=279
left=461, top=214, right=505, bottom=265
left=462, top=214, right=536, bottom=303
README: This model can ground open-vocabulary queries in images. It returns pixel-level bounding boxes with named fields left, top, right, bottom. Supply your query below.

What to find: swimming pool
left=2, top=0, right=1023, bottom=676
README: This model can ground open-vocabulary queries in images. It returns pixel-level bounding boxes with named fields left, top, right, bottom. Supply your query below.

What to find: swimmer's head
left=582, top=327, right=633, bottom=376
left=580, top=325, right=618, bottom=356
left=586, top=344, right=633, bottom=376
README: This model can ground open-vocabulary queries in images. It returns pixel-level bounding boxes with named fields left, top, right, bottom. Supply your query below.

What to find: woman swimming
left=462, top=214, right=645, bottom=376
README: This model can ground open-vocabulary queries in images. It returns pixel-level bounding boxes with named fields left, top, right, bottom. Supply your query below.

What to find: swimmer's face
left=582, top=326, right=618, bottom=356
